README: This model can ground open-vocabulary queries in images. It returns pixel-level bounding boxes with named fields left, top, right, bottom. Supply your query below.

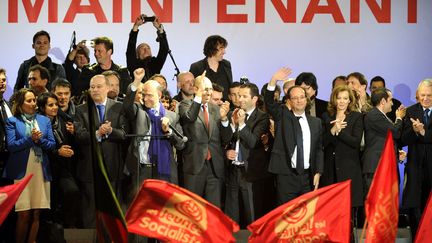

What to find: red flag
left=247, top=180, right=351, bottom=243
left=0, top=174, right=32, bottom=225
left=126, top=179, right=239, bottom=243
left=414, top=192, right=432, bottom=243
left=364, top=130, right=399, bottom=242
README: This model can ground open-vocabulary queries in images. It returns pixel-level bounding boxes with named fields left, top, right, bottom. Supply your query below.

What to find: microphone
left=169, top=124, right=188, bottom=142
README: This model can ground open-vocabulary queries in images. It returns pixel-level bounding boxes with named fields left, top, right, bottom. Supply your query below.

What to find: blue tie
left=96, top=104, right=105, bottom=123
left=424, top=108, right=430, bottom=125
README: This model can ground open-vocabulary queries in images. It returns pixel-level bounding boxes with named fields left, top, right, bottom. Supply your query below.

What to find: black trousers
left=275, top=170, right=312, bottom=205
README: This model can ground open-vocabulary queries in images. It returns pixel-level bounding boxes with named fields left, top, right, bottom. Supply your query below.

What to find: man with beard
left=126, top=14, right=168, bottom=82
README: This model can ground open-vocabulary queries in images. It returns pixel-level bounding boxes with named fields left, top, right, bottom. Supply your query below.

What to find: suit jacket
left=313, top=97, right=328, bottom=120
left=3, top=114, right=56, bottom=180
left=74, top=98, right=127, bottom=182
left=122, top=84, right=185, bottom=175
left=221, top=108, right=272, bottom=182
left=189, top=58, right=233, bottom=99
left=401, top=103, right=432, bottom=208
left=322, top=111, right=364, bottom=206
left=264, top=89, right=324, bottom=177
left=362, top=107, right=402, bottom=173
left=179, top=99, right=224, bottom=178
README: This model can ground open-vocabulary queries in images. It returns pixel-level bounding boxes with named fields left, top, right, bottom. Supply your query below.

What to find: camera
left=141, top=15, right=156, bottom=22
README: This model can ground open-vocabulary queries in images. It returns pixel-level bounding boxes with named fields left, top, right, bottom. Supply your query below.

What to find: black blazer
left=362, top=107, right=402, bottom=173
left=265, top=89, right=324, bottom=177
left=74, top=98, right=127, bottom=182
left=221, top=108, right=272, bottom=182
left=322, top=111, right=364, bottom=207
left=401, top=103, right=432, bottom=208
left=314, top=97, right=328, bottom=120
left=189, top=58, right=233, bottom=99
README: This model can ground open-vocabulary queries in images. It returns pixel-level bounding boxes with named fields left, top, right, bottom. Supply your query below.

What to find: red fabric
left=0, top=174, right=32, bottom=225
left=202, top=104, right=211, bottom=160
left=126, top=179, right=239, bottom=243
left=414, top=192, right=432, bottom=243
left=247, top=180, right=351, bottom=243
left=364, top=130, right=399, bottom=243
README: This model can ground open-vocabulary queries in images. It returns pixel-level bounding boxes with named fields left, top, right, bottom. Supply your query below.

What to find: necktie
left=424, top=108, right=430, bottom=125
left=96, top=104, right=105, bottom=123
left=202, top=104, right=211, bottom=160
left=0, top=100, right=7, bottom=123
left=295, top=116, right=304, bottom=174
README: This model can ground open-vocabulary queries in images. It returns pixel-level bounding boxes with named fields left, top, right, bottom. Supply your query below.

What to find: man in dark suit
left=0, top=68, right=15, bottom=243
left=123, top=68, right=185, bottom=195
left=369, top=76, right=403, bottom=122
left=401, top=79, right=432, bottom=238
left=189, top=35, right=232, bottom=100
left=295, top=72, right=328, bottom=119
left=74, top=74, right=127, bottom=228
left=221, top=82, right=273, bottom=226
left=179, top=73, right=230, bottom=208
left=265, top=67, right=324, bottom=205
left=362, top=88, right=405, bottom=193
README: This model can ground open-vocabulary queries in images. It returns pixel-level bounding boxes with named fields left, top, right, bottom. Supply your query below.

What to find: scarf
left=146, top=103, right=172, bottom=177
left=21, top=114, right=43, bottom=162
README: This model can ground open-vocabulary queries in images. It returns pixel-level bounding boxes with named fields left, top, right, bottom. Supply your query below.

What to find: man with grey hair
left=126, top=14, right=168, bottom=81
left=123, top=68, right=185, bottom=202
left=401, top=78, right=432, bottom=238
left=74, top=74, right=127, bottom=227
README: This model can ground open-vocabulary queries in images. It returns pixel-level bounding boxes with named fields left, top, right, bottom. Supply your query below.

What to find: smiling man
left=14, top=30, right=65, bottom=92
left=76, top=37, right=131, bottom=98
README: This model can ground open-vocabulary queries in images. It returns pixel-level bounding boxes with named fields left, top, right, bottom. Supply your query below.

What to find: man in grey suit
left=123, top=68, right=185, bottom=193
left=362, top=87, right=405, bottom=193
left=179, top=73, right=230, bottom=208
left=74, top=74, right=127, bottom=228
left=264, top=68, right=324, bottom=205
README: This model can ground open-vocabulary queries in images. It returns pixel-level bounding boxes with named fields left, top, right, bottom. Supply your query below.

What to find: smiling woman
left=3, top=88, right=56, bottom=243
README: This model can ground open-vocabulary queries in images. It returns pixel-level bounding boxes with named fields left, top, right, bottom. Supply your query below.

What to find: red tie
left=202, top=104, right=211, bottom=160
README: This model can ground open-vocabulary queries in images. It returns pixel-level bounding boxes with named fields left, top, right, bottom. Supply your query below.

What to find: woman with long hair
left=2, top=88, right=55, bottom=243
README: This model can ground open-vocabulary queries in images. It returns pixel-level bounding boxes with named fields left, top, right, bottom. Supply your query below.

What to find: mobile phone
left=141, top=15, right=156, bottom=22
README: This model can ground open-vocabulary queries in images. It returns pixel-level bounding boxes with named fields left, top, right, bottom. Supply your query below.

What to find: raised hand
left=133, top=68, right=145, bottom=86
left=220, top=101, right=230, bottom=121
left=269, top=67, right=292, bottom=86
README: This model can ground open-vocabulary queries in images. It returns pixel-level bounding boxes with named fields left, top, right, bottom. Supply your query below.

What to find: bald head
left=142, top=80, right=162, bottom=108
left=89, top=75, right=109, bottom=103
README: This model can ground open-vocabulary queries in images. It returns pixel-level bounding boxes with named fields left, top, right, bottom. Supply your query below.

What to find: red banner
left=414, top=192, right=432, bottom=243
left=126, top=179, right=239, bottom=243
left=0, top=174, right=32, bottom=225
left=247, top=180, right=351, bottom=243
left=364, top=130, right=399, bottom=242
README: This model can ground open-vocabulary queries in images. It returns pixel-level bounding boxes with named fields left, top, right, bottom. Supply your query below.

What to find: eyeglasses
left=28, top=77, right=37, bottom=81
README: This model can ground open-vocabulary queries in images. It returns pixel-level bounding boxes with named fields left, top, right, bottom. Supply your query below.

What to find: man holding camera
left=126, top=14, right=169, bottom=82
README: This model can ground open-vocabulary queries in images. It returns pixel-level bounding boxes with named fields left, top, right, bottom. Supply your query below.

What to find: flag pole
left=360, top=219, right=368, bottom=242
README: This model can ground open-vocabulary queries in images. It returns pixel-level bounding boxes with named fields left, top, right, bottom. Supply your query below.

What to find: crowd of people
left=0, top=15, right=431, bottom=243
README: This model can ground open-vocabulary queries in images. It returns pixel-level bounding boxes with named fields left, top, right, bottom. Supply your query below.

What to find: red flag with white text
left=126, top=179, right=240, bottom=243
left=414, top=192, right=432, bottom=243
left=364, top=130, right=399, bottom=242
left=247, top=180, right=351, bottom=243
left=0, top=174, right=32, bottom=225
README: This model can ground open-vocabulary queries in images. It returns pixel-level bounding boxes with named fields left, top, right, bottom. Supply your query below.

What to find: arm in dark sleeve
left=264, top=89, right=281, bottom=121
left=126, top=29, right=139, bottom=75
left=337, top=113, right=363, bottom=149
left=152, top=31, right=169, bottom=74
left=179, top=100, right=200, bottom=124
left=239, top=113, right=270, bottom=150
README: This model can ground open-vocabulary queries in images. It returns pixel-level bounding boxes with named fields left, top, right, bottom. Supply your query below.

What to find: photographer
left=63, top=40, right=90, bottom=97
left=126, top=14, right=168, bottom=82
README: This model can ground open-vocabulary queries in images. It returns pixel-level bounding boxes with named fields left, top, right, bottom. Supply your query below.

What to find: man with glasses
left=265, top=67, right=324, bottom=205
left=295, top=72, right=328, bottom=119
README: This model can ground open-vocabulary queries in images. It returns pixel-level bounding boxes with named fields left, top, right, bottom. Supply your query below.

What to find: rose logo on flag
left=275, top=197, right=319, bottom=239
left=282, top=201, right=308, bottom=224
left=175, top=199, right=204, bottom=222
